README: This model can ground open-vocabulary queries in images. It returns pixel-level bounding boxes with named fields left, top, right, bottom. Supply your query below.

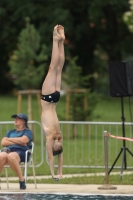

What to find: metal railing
left=0, top=121, right=133, bottom=170
left=59, top=121, right=133, bottom=169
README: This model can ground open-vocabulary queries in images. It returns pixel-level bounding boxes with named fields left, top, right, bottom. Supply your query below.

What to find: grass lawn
left=1, top=94, right=133, bottom=184
left=93, top=95, right=133, bottom=122
left=8, top=172, right=133, bottom=185
left=1, top=94, right=133, bottom=122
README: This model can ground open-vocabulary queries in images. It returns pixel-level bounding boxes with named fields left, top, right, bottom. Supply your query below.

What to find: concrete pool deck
left=0, top=172, right=133, bottom=195
left=0, top=183, right=133, bottom=195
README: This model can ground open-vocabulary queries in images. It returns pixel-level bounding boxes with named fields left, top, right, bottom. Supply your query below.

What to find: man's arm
left=1, top=137, right=15, bottom=147
left=46, top=139, right=55, bottom=177
left=46, top=137, right=63, bottom=181
left=1, top=136, right=29, bottom=147
left=57, top=153, right=63, bottom=177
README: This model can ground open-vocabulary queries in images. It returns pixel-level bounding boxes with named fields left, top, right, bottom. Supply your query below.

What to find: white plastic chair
left=5, top=142, right=37, bottom=189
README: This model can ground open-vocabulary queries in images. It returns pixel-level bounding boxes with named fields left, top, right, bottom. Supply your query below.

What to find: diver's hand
left=52, top=175, right=62, bottom=181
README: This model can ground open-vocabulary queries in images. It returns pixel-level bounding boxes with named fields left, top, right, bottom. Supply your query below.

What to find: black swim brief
left=41, top=91, right=60, bottom=103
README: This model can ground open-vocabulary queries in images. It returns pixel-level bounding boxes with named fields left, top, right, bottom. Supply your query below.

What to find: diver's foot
left=53, top=25, right=62, bottom=41
left=57, top=25, right=65, bottom=41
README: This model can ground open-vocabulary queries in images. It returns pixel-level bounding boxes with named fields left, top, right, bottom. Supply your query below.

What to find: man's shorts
left=9, top=148, right=31, bottom=163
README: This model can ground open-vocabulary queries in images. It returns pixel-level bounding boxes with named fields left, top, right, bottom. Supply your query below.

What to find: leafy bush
left=63, top=57, right=99, bottom=121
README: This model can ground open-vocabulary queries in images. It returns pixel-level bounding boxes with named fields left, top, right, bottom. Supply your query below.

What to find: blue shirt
left=5, top=129, right=33, bottom=151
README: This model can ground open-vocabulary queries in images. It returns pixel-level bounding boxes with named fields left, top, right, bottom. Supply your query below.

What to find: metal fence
left=0, top=121, right=133, bottom=170
left=59, top=121, right=133, bottom=169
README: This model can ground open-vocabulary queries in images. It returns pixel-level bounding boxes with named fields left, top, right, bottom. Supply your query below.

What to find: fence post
left=98, top=130, right=117, bottom=190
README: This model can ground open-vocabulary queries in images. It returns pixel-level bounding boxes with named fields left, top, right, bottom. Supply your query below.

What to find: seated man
left=0, top=113, right=33, bottom=189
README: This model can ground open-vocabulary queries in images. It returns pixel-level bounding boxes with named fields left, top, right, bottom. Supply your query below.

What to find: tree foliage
left=0, top=0, right=133, bottom=93
left=64, top=57, right=98, bottom=121
left=123, top=0, right=133, bottom=33
left=8, top=17, right=48, bottom=89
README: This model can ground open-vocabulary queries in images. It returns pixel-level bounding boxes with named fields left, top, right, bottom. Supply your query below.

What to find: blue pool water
left=0, top=194, right=132, bottom=200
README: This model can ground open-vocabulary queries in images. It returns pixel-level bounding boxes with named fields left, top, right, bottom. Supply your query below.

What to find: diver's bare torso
left=41, top=100, right=62, bottom=140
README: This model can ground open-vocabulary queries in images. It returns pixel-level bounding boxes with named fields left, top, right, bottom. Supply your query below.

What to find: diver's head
left=53, top=140, right=63, bottom=156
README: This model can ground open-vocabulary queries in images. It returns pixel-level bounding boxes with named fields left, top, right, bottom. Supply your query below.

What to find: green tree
left=62, top=0, right=133, bottom=90
left=123, top=0, right=133, bottom=33
left=64, top=57, right=98, bottom=121
left=8, top=18, right=48, bottom=89
left=0, top=0, right=133, bottom=94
